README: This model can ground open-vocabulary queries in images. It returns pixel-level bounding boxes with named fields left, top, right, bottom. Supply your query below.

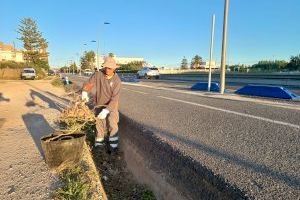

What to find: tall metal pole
left=208, top=14, right=215, bottom=92
left=220, top=0, right=229, bottom=94
left=97, top=22, right=110, bottom=71
left=97, top=41, right=99, bottom=71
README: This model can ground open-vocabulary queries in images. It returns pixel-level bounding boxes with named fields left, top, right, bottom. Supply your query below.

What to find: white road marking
left=123, top=88, right=148, bottom=95
left=157, top=95, right=300, bottom=129
left=123, top=82, right=300, bottom=111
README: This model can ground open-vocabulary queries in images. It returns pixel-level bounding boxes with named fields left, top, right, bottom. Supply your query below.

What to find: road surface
left=71, top=75, right=300, bottom=199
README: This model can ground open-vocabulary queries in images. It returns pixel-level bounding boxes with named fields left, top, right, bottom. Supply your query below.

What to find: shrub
left=51, top=77, right=64, bottom=87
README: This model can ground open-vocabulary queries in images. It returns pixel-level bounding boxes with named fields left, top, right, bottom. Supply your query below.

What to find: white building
left=0, top=42, right=24, bottom=62
left=199, top=61, right=219, bottom=70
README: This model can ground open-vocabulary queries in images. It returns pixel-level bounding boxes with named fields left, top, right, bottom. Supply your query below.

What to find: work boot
left=108, top=134, right=119, bottom=154
left=94, top=137, right=105, bottom=148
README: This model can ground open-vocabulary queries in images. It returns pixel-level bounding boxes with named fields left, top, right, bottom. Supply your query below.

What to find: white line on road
left=123, top=88, right=148, bottom=95
left=157, top=95, right=300, bottom=129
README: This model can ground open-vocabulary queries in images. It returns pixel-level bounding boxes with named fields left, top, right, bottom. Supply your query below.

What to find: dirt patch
left=93, top=148, right=156, bottom=200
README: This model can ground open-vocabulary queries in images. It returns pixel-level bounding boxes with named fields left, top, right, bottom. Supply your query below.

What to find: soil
left=92, top=147, right=156, bottom=200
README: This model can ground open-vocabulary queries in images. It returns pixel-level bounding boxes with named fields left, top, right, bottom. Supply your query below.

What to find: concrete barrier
left=235, top=85, right=299, bottom=100
left=191, top=82, right=220, bottom=92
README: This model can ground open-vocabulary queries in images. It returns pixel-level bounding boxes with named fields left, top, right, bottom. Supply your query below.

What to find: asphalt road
left=71, top=75, right=300, bottom=199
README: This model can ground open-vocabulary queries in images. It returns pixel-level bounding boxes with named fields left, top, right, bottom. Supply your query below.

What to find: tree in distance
left=191, top=55, right=203, bottom=69
left=80, top=51, right=95, bottom=70
left=18, top=18, right=49, bottom=68
left=181, top=57, right=188, bottom=69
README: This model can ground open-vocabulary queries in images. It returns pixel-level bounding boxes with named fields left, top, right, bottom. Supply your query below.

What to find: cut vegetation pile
left=50, top=89, right=156, bottom=200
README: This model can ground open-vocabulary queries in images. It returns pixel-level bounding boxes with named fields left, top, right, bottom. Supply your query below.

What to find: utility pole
left=220, top=0, right=230, bottom=94
left=208, top=14, right=215, bottom=92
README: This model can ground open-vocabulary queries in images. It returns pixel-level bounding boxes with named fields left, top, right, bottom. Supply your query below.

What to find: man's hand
left=81, top=91, right=89, bottom=102
left=97, top=109, right=110, bottom=119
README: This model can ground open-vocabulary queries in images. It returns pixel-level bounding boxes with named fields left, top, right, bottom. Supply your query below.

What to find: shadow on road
left=22, top=113, right=54, bottom=158
left=0, top=92, right=10, bottom=102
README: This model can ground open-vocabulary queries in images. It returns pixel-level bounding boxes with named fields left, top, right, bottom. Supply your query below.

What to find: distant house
left=0, top=42, right=24, bottom=62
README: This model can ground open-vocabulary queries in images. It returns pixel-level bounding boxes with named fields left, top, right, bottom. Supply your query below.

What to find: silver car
left=137, top=67, right=160, bottom=79
left=21, top=68, right=36, bottom=80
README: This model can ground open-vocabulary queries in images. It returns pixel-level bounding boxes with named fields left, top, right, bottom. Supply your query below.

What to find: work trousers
left=95, top=107, right=119, bottom=139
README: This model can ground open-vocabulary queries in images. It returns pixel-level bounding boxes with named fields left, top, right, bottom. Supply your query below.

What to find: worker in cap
left=81, top=56, right=121, bottom=153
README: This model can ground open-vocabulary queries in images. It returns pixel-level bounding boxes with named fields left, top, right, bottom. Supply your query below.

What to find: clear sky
left=1, top=0, right=299, bottom=67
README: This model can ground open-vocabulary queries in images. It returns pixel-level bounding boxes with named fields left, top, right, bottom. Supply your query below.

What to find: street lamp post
left=90, top=40, right=99, bottom=71
left=208, top=14, right=216, bottom=92
left=91, top=22, right=110, bottom=71
left=103, top=22, right=110, bottom=57
left=220, top=0, right=230, bottom=94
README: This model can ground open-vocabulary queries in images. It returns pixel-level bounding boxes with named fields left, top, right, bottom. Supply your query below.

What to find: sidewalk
left=0, top=80, right=67, bottom=199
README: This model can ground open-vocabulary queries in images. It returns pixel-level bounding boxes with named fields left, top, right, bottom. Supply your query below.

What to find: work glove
left=81, top=91, right=89, bottom=102
left=97, top=109, right=110, bottom=119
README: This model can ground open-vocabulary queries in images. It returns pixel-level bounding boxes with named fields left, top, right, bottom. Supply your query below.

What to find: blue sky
left=1, top=0, right=299, bottom=67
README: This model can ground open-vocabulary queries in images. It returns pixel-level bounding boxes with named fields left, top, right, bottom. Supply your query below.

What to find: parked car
left=48, top=69, right=56, bottom=76
left=137, top=67, right=160, bottom=79
left=21, top=68, right=36, bottom=80
left=83, top=69, right=93, bottom=76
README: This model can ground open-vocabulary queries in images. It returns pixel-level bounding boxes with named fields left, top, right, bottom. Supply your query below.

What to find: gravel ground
left=0, top=80, right=68, bottom=200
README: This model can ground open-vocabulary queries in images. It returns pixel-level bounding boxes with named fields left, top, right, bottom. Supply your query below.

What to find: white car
left=137, top=67, right=160, bottom=79
left=21, top=68, right=36, bottom=80
left=83, top=69, right=93, bottom=76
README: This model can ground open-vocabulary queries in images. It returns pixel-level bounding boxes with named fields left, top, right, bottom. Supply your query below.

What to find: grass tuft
left=55, top=166, right=89, bottom=200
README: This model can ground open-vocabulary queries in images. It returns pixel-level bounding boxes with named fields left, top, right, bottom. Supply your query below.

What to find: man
left=81, top=56, right=121, bottom=152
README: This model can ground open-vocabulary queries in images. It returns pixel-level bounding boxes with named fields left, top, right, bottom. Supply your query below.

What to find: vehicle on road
left=21, top=68, right=36, bottom=80
left=137, top=67, right=160, bottom=79
left=48, top=69, right=57, bottom=76
left=83, top=69, right=93, bottom=76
